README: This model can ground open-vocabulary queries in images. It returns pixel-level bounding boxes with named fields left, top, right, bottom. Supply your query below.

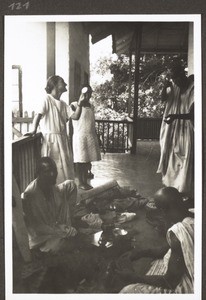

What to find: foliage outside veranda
left=91, top=53, right=187, bottom=120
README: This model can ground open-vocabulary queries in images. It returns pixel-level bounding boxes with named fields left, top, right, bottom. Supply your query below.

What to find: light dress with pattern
left=38, top=94, right=74, bottom=184
left=120, top=217, right=194, bottom=294
left=71, top=101, right=101, bottom=163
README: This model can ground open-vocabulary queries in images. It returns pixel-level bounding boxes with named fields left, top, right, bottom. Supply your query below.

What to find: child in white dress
left=70, top=85, right=101, bottom=190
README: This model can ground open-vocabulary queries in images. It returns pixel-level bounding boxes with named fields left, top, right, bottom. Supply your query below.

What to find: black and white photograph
left=4, top=14, right=202, bottom=299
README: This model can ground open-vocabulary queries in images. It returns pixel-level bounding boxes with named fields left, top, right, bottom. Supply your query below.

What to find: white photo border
left=4, top=14, right=202, bottom=300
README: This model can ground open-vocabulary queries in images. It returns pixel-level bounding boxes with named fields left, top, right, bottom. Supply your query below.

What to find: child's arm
left=70, top=94, right=85, bottom=120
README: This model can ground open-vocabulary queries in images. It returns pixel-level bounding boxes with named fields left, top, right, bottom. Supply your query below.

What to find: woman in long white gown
left=157, top=63, right=194, bottom=197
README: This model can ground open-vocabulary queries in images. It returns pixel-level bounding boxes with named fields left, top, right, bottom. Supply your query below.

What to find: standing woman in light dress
left=26, top=75, right=74, bottom=184
left=70, top=84, right=101, bottom=190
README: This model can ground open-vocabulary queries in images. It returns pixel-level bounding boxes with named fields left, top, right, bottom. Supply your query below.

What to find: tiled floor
left=90, top=140, right=162, bottom=199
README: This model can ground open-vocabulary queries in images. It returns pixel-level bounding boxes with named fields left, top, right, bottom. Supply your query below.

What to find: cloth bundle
left=111, top=196, right=148, bottom=212
left=115, top=212, right=136, bottom=225
left=81, top=213, right=103, bottom=230
left=84, top=185, right=148, bottom=214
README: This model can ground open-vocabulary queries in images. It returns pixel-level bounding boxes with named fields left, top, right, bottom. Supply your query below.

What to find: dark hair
left=154, top=187, right=186, bottom=213
left=81, top=83, right=93, bottom=93
left=45, top=75, right=62, bottom=94
left=169, top=60, right=186, bottom=78
left=36, top=157, right=57, bottom=176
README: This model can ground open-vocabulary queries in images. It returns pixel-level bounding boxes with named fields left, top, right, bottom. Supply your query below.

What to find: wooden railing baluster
left=122, top=123, right=124, bottom=152
left=117, top=123, right=120, bottom=151
left=112, top=123, right=115, bottom=151
left=107, top=122, right=110, bottom=151
left=12, top=133, right=42, bottom=193
left=102, top=122, right=105, bottom=150
left=12, top=113, right=161, bottom=154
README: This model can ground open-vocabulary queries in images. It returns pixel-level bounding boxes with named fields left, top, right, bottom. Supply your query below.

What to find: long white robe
left=157, top=81, right=194, bottom=196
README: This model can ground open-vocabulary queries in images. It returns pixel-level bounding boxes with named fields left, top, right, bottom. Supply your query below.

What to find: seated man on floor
left=22, top=156, right=80, bottom=254
left=115, top=187, right=194, bottom=294
left=22, top=157, right=97, bottom=292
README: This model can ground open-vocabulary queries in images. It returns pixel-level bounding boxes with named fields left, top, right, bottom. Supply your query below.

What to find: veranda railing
left=12, top=111, right=34, bottom=140
left=12, top=111, right=161, bottom=154
left=12, top=133, right=42, bottom=193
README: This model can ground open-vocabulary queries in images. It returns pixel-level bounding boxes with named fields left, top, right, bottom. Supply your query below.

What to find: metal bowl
left=113, top=228, right=128, bottom=236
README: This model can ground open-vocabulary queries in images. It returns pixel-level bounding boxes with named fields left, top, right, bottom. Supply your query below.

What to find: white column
left=188, top=22, right=194, bottom=76
left=55, top=22, right=70, bottom=104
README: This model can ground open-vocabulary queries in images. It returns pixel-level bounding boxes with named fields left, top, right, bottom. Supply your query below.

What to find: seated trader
left=117, top=187, right=194, bottom=294
left=22, top=157, right=81, bottom=255
left=22, top=157, right=98, bottom=292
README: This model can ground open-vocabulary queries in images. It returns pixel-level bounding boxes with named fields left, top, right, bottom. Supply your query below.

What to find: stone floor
left=90, top=140, right=162, bottom=198
left=14, top=140, right=167, bottom=293
left=79, top=141, right=164, bottom=253
left=77, top=140, right=167, bottom=292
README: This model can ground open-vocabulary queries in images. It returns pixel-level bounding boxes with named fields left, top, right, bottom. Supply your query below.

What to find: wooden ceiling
left=83, top=22, right=189, bottom=55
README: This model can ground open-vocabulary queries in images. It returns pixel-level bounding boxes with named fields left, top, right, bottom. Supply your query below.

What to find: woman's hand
left=164, top=114, right=176, bottom=124
left=24, top=130, right=37, bottom=137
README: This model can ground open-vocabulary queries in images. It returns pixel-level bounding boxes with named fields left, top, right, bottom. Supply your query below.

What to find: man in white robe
left=157, top=63, right=194, bottom=197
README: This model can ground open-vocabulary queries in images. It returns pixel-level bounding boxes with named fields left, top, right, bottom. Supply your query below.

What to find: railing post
left=131, top=24, right=142, bottom=155
left=128, top=50, right=133, bottom=116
